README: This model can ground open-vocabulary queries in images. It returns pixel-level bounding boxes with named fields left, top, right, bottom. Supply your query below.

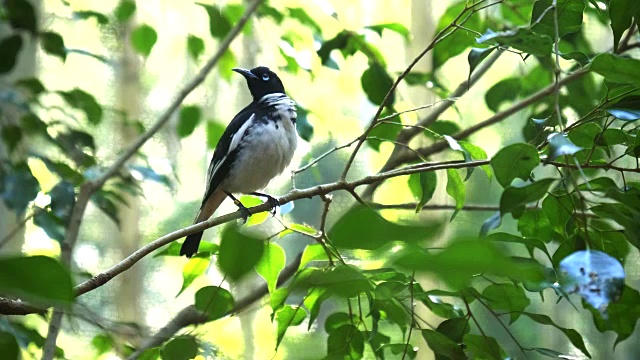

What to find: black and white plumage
left=180, top=66, right=297, bottom=258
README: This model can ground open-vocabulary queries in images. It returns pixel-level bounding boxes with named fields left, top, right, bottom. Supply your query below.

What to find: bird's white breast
left=221, top=97, right=297, bottom=193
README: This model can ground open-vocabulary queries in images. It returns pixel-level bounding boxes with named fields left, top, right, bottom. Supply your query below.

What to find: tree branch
left=361, top=67, right=588, bottom=198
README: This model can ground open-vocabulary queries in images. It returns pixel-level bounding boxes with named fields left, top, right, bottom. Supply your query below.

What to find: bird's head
left=233, top=66, right=285, bottom=100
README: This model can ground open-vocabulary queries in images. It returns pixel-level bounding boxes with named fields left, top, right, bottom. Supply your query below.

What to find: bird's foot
left=251, top=192, right=280, bottom=216
left=225, top=191, right=251, bottom=223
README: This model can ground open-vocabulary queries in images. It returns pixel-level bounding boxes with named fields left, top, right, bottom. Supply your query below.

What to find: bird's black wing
left=200, top=102, right=257, bottom=205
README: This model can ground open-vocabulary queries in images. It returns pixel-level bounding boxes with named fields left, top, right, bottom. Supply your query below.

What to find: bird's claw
left=251, top=192, right=280, bottom=216
left=233, top=198, right=251, bottom=223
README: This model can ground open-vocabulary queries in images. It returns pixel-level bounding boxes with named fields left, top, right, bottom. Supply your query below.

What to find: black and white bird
left=180, top=66, right=297, bottom=258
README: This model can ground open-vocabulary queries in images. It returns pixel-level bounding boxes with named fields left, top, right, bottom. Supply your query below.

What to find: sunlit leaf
left=275, top=305, right=306, bottom=349
left=446, top=168, right=465, bottom=221
left=206, top=121, right=225, bottom=149
left=177, top=254, right=210, bottom=296
left=299, top=243, right=328, bottom=269
left=408, top=171, right=437, bottom=212
left=256, top=243, right=285, bottom=294
left=288, top=7, right=322, bottom=34
left=304, top=288, right=330, bottom=330
left=130, top=24, right=157, bottom=57
left=186, top=35, right=204, bottom=61
left=365, top=23, right=410, bottom=40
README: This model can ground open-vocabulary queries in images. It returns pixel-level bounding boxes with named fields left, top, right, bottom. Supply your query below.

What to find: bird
left=180, top=66, right=297, bottom=258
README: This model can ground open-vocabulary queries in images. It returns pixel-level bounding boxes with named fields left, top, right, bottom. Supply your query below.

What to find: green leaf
left=546, top=133, right=582, bottom=160
left=161, top=335, right=198, bottom=360
left=239, top=195, right=269, bottom=226
left=194, top=286, right=234, bottom=321
left=49, top=181, right=75, bottom=223
left=256, top=243, right=285, bottom=294
left=500, top=178, right=555, bottom=216
left=206, top=121, right=225, bottom=149
left=186, top=35, right=204, bottom=61
left=460, top=141, right=493, bottom=180
left=0, top=331, right=19, bottom=360
left=519, top=312, right=591, bottom=357
left=365, top=23, right=410, bottom=40
left=476, top=27, right=552, bottom=56
left=434, top=2, right=483, bottom=69
left=559, top=250, right=625, bottom=315
left=5, top=0, right=37, bottom=34
left=91, top=333, right=114, bottom=355
left=130, top=24, right=158, bottom=57
left=177, top=105, right=202, bottom=138
left=368, top=113, right=400, bottom=151
left=177, top=255, right=210, bottom=296
left=408, top=171, right=437, bottom=212
left=58, top=88, right=103, bottom=125
left=542, top=194, right=574, bottom=233
left=468, top=47, right=496, bottom=77
left=464, top=334, right=506, bottom=360
left=0, top=256, right=73, bottom=305
left=275, top=305, right=306, bottom=349
left=156, top=242, right=218, bottom=257
left=217, top=226, right=264, bottom=281
left=39, top=31, right=66, bottom=61
left=590, top=53, right=640, bottom=88
left=395, top=240, right=545, bottom=288
left=487, top=232, right=552, bottom=261
left=317, top=30, right=351, bottom=68
left=446, top=168, right=466, bottom=221
left=327, top=324, right=364, bottom=358
left=422, top=329, right=465, bottom=360
left=490, top=143, right=540, bottom=187
left=437, top=317, right=470, bottom=343
left=73, top=10, right=109, bottom=24
left=304, top=288, right=330, bottom=330
left=608, top=0, right=635, bottom=51
left=485, top=78, right=521, bottom=112
left=299, top=243, right=328, bottom=269
left=217, top=49, right=237, bottom=81
left=483, top=283, right=530, bottom=323
left=517, top=209, right=554, bottom=242
left=34, top=208, right=65, bottom=242
left=114, top=0, right=136, bottom=22
left=198, top=3, right=232, bottom=39
left=288, top=7, right=322, bottom=34
left=531, top=0, right=585, bottom=38
left=0, top=35, right=22, bottom=74
left=374, top=281, right=407, bottom=300
left=137, top=348, right=160, bottom=360
left=297, top=265, right=372, bottom=298
left=361, top=62, right=395, bottom=106
left=585, top=285, right=640, bottom=346
left=328, top=205, right=438, bottom=250
left=1, top=163, right=40, bottom=214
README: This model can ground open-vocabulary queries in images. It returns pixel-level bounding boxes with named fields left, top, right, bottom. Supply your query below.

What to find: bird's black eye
left=262, top=73, right=270, bottom=81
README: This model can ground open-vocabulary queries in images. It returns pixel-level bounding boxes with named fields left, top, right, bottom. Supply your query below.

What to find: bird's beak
left=232, top=68, right=258, bottom=80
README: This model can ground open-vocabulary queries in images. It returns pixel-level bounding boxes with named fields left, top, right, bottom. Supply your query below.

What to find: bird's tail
left=180, top=190, right=226, bottom=257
